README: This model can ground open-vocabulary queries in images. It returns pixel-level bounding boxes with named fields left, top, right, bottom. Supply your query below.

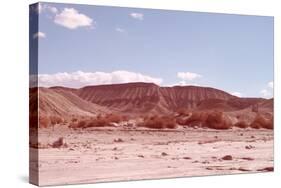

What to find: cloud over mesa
left=34, top=71, right=163, bottom=88
left=177, top=72, right=202, bottom=81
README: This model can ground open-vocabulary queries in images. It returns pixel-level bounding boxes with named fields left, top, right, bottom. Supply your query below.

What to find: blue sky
left=31, top=2, right=274, bottom=98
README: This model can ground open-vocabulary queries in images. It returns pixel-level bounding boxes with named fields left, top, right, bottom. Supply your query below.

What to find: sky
left=30, top=2, right=274, bottom=98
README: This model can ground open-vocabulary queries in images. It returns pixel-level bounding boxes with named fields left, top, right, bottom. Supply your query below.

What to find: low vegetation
left=139, top=115, right=177, bottom=129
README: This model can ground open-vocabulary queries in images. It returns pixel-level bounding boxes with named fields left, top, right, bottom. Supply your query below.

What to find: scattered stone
left=114, top=156, right=119, bottom=160
left=238, top=167, right=251, bottom=171
left=241, top=157, right=254, bottom=161
left=206, top=167, right=213, bottom=170
left=251, top=135, right=255, bottom=139
left=113, top=147, right=118, bottom=151
left=221, top=155, right=233, bottom=160
left=68, top=148, right=74, bottom=151
left=114, top=138, right=124, bottom=143
left=245, top=145, right=255, bottom=149
left=183, top=157, right=191, bottom=160
left=240, top=133, right=244, bottom=136
left=257, top=167, right=274, bottom=172
left=192, top=160, right=199, bottom=163
left=138, top=155, right=144, bottom=158
left=52, top=137, right=65, bottom=148
left=161, top=152, right=168, bottom=156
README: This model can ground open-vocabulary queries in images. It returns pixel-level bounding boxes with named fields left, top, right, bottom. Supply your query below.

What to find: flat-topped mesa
left=77, top=82, right=234, bottom=113
left=33, top=82, right=272, bottom=118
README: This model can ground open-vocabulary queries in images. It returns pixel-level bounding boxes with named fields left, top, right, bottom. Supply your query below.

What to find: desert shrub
left=77, top=120, right=87, bottom=128
left=50, top=116, right=63, bottom=125
left=85, top=117, right=108, bottom=127
left=234, top=121, right=249, bottom=128
left=140, top=115, right=177, bottom=129
left=106, top=113, right=122, bottom=123
left=176, top=108, right=190, bottom=116
left=250, top=114, right=273, bottom=129
left=71, top=117, right=78, bottom=122
left=205, top=111, right=232, bottom=130
left=177, top=111, right=208, bottom=127
left=39, top=116, right=50, bottom=128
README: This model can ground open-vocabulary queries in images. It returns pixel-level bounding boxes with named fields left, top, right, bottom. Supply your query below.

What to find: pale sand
left=31, top=126, right=273, bottom=186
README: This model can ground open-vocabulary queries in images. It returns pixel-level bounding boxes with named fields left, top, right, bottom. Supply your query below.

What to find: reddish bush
left=205, top=111, right=232, bottom=130
left=250, top=114, right=273, bottom=129
left=77, top=120, right=87, bottom=128
left=177, top=111, right=208, bottom=127
left=39, top=116, right=50, bottom=128
left=176, top=108, right=190, bottom=116
left=106, top=113, right=122, bottom=123
left=140, top=115, right=177, bottom=129
left=234, top=121, right=249, bottom=129
left=50, top=116, right=63, bottom=125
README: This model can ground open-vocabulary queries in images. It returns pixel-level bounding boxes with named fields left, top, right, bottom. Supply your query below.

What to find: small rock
left=222, top=155, right=233, bottom=160
left=241, top=157, right=254, bottom=161
left=183, top=157, right=191, bottom=160
left=245, top=145, right=255, bottom=149
left=138, top=155, right=144, bottom=158
left=257, top=167, right=274, bottom=172
left=114, top=138, right=124, bottom=143
left=161, top=152, right=168, bottom=156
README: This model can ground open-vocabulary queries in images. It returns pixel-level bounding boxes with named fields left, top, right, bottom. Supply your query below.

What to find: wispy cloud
left=130, top=13, right=144, bottom=20
left=115, top=27, right=126, bottom=33
left=36, top=3, right=58, bottom=14
left=33, top=31, right=46, bottom=39
left=35, top=71, right=163, bottom=88
left=260, top=81, right=273, bottom=98
left=177, top=72, right=202, bottom=81
left=268, top=81, right=273, bottom=89
left=54, top=8, right=93, bottom=29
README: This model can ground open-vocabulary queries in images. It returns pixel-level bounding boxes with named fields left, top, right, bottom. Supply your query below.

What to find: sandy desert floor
left=30, top=126, right=273, bottom=186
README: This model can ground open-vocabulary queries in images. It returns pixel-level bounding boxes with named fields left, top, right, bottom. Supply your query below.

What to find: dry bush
left=39, top=116, right=50, bottom=128
left=77, top=120, right=87, bottom=128
left=176, top=108, right=190, bottom=116
left=250, top=114, right=273, bottom=129
left=234, top=121, right=249, bottom=128
left=106, top=113, right=122, bottom=123
left=71, top=117, right=78, bottom=122
left=205, top=111, right=232, bottom=130
left=50, top=116, right=63, bottom=125
left=177, top=111, right=208, bottom=127
left=140, top=115, right=177, bottom=129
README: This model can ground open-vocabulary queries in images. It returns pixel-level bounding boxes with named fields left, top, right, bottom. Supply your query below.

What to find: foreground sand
left=31, top=126, right=273, bottom=186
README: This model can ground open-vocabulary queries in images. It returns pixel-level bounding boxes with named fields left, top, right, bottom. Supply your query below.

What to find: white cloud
left=177, top=72, right=202, bottom=81
left=231, top=92, right=242, bottom=97
left=260, top=89, right=271, bottom=97
left=268, top=81, right=273, bottom=89
left=36, top=71, right=163, bottom=88
left=130, top=13, right=144, bottom=20
left=33, top=31, right=46, bottom=39
left=54, top=8, right=93, bottom=29
left=115, top=27, right=126, bottom=33
left=36, top=3, right=58, bottom=14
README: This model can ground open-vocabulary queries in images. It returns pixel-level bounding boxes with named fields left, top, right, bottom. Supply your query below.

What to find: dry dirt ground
left=30, top=126, right=273, bottom=186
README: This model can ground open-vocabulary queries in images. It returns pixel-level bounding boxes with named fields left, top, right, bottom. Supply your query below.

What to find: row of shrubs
left=37, top=111, right=273, bottom=130
left=175, top=111, right=273, bottom=130
left=39, top=115, right=64, bottom=128
left=69, top=113, right=128, bottom=129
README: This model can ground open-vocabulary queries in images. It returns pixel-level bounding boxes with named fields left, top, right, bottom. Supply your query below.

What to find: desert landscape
left=29, top=82, right=274, bottom=186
